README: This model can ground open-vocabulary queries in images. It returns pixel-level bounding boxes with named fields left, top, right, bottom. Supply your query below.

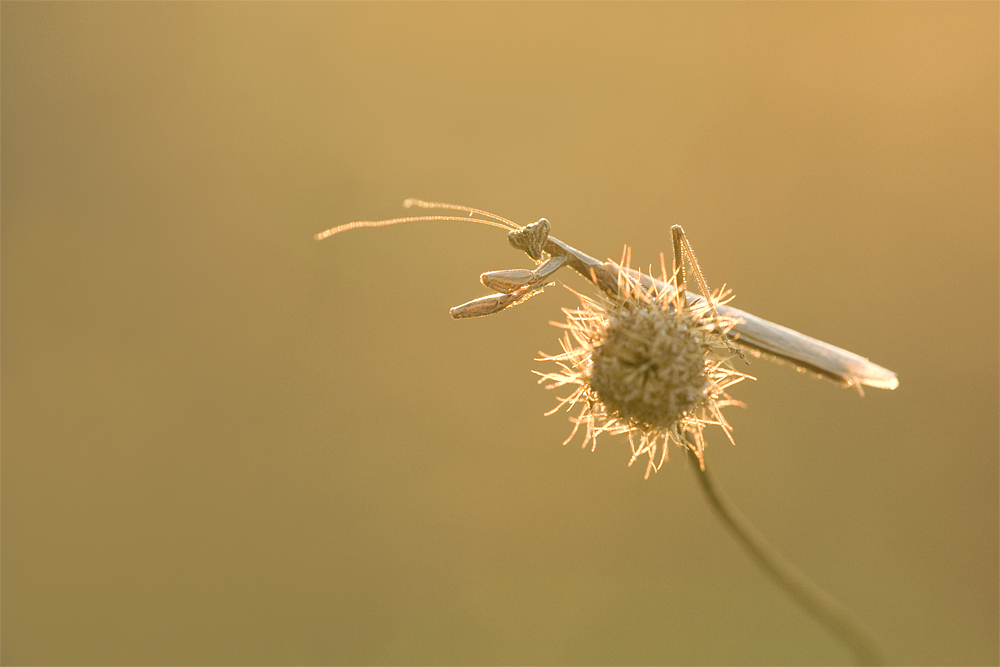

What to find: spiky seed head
left=536, top=256, right=752, bottom=478
left=590, top=303, right=709, bottom=431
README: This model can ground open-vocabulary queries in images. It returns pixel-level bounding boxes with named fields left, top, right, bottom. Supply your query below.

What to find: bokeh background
left=3, top=3, right=997, bottom=665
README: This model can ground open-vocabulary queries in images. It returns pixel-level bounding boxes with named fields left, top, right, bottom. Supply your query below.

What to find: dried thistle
left=536, top=253, right=752, bottom=478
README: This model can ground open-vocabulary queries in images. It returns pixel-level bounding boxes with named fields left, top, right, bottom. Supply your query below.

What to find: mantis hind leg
left=671, top=225, right=745, bottom=360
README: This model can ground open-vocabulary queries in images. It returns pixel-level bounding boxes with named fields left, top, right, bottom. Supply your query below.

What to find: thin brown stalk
left=689, top=450, right=883, bottom=666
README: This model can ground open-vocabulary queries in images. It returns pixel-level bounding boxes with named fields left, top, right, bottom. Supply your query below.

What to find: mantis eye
left=508, top=218, right=550, bottom=260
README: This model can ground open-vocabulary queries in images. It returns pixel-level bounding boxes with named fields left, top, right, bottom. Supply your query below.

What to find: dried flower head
left=536, top=253, right=753, bottom=478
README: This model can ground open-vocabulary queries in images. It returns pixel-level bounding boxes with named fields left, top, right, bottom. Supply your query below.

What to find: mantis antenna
left=314, top=199, right=521, bottom=241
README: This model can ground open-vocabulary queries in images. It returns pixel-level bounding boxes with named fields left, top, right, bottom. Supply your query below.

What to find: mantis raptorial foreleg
left=449, top=221, right=569, bottom=318
left=449, top=283, right=550, bottom=319
left=480, top=255, right=568, bottom=294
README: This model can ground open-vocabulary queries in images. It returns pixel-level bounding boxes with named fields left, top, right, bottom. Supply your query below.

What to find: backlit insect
left=315, top=199, right=898, bottom=393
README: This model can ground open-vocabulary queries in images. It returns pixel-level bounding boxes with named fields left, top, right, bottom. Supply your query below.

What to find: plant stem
left=688, top=451, right=883, bottom=666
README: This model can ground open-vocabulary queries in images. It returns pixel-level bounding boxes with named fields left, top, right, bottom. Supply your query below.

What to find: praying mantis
left=316, top=199, right=899, bottom=392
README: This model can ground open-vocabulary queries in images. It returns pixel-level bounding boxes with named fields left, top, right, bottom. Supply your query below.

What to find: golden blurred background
left=2, top=3, right=997, bottom=665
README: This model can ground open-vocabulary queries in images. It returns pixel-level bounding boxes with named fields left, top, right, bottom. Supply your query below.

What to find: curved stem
left=689, top=451, right=883, bottom=665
